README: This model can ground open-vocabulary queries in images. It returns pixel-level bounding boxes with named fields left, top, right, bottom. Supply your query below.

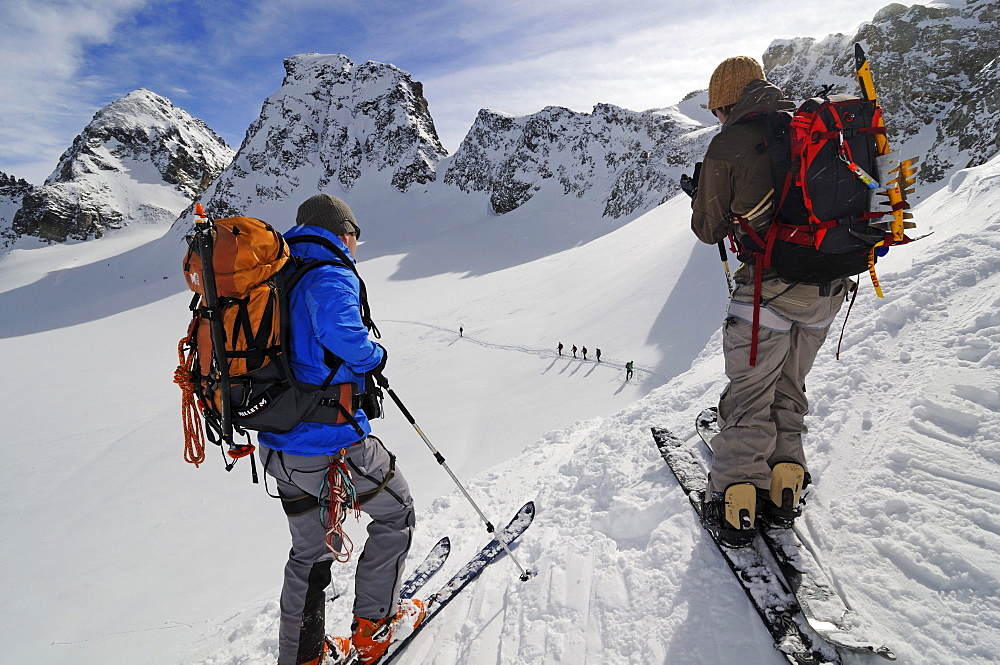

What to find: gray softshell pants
left=261, top=437, right=415, bottom=665
left=708, top=276, right=849, bottom=494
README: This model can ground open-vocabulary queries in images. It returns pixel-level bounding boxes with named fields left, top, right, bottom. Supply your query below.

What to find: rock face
left=199, top=53, right=448, bottom=221
left=10, top=89, right=233, bottom=243
left=0, top=172, right=34, bottom=248
left=443, top=103, right=708, bottom=218
left=195, top=53, right=712, bottom=226
left=763, top=0, right=1000, bottom=185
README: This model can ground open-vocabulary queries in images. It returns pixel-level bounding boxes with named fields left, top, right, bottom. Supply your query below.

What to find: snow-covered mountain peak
left=47, top=88, right=233, bottom=196
left=194, top=53, right=448, bottom=223
left=6, top=89, right=233, bottom=245
left=71, top=89, right=200, bottom=141
left=281, top=52, right=355, bottom=85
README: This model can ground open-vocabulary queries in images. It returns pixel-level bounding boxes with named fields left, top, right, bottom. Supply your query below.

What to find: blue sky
left=1, top=0, right=910, bottom=184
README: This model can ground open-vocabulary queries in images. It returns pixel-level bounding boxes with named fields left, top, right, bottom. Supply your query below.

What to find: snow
left=3, top=153, right=1000, bottom=664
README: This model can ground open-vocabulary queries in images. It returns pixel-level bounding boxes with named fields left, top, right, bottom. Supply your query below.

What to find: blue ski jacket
left=258, top=225, right=385, bottom=456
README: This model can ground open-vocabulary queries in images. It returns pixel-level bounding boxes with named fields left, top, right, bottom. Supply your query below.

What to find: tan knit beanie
left=708, top=56, right=766, bottom=111
left=296, top=194, right=360, bottom=237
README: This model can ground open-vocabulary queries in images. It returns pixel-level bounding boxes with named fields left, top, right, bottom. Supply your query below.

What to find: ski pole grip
left=717, top=241, right=728, bottom=262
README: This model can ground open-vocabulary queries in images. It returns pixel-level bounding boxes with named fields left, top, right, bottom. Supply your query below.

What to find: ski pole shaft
left=717, top=241, right=734, bottom=295
left=383, top=383, right=533, bottom=581
left=192, top=204, right=236, bottom=452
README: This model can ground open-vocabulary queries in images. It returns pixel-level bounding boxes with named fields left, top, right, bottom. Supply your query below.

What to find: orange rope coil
left=322, top=458, right=361, bottom=563
left=174, top=336, right=206, bottom=467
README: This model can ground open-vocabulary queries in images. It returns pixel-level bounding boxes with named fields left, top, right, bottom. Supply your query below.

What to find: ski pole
left=682, top=162, right=733, bottom=295
left=378, top=377, right=533, bottom=581
left=191, top=206, right=236, bottom=455
left=717, top=240, right=734, bottom=296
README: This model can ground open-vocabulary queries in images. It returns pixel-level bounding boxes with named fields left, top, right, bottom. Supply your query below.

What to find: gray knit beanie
left=296, top=194, right=360, bottom=237
left=708, top=56, right=766, bottom=111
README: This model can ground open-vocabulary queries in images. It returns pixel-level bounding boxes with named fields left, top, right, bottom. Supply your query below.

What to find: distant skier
left=595, top=348, right=602, bottom=362
left=557, top=342, right=564, bottom=356
left=572, top=344, right=578, bottom=359
left=459, top=325, right=464, bottom=337
left=582, top=346, right=588, bottom=361
left=625, top=361, right=634, bottom=381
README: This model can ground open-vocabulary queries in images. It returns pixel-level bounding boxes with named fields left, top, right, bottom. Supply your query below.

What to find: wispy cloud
left=0, top=0, right=149, bottom=182
left=340, top=0, right=893, bottom=152
left=0, top=0, right=901, bottom=183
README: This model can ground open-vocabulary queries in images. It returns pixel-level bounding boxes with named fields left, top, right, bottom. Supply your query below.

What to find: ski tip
left=854, top=43, right=867, bottom=72
left=876, top=646, right=897, bottom=661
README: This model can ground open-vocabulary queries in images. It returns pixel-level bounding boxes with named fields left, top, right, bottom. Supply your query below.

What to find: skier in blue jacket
left=258, top=194, right=423, bottom=665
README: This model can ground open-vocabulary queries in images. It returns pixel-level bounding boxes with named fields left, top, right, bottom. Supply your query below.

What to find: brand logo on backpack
left=235, top=392, right=271, bottom=419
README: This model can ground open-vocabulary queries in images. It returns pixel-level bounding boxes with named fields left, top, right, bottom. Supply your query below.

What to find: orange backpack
left=175, top=207, right=361, bottom=475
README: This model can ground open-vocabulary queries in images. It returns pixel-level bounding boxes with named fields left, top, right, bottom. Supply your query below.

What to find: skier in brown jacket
left=691, top=57, right=850, bottom=547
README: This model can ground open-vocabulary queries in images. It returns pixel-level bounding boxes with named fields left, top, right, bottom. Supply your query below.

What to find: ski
left=381, top=501, right=535, bottom=664
left=329, top=501, right=535, bottom=665
left=652, top=426, right=838, bottom=665
left=695, top=408, right=896, bottom=661
left=399, top=536, right=451, bottom=599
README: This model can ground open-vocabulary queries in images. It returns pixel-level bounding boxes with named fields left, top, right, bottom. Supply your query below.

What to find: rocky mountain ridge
left=199, top=53, right=447, bottom=221
left=6, top=89, right=233, bottom=244
left=0, top=172, right=34, bottom=248
left=187, top=51, right=718, bottom=237
left=764, top=0, right=1000, bottom=184
left=6, top=0, right=998, bottom=249
left=442, top=102, right=708, bottom=219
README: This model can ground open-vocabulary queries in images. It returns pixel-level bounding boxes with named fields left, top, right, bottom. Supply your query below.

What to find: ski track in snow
left=383, top=318, right=662, bottom=380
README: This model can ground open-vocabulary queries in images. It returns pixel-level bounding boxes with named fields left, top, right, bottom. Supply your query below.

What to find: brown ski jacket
left=691, top=79, right=796, bottom=283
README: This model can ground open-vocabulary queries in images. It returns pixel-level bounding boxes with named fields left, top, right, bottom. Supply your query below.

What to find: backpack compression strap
left=731, top=217, right=780, bottom=368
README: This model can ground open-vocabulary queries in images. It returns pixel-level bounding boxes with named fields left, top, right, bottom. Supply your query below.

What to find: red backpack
left=731, top=92, right=912, bottom=364
left=733, top=93, right=888, bottom=281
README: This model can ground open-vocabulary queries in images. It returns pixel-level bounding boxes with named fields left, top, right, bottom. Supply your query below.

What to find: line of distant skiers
left=457, top=330, right=633, bottom=380
left=557, top=342, right=634, bottom=380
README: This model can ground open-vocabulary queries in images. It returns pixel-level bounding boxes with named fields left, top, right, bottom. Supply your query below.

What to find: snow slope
left=2, top=152, right=998, bottom=665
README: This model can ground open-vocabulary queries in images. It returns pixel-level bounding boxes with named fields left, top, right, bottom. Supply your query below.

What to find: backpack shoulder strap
left=284, top=233, right=379, bottom=337
left=737, top=110, right=799, bottom=222
left=286, top=234, right=360, bottom=279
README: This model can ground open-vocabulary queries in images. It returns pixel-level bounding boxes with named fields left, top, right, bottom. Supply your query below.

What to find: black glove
left=680, top=162, right=702, bottom=201
left=370, top=343, right=389, bottom=387
left=680, top=173, right=698, bottom=199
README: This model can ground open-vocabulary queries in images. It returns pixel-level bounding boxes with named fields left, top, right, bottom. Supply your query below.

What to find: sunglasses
left=345, top=220, right=361, bottom=240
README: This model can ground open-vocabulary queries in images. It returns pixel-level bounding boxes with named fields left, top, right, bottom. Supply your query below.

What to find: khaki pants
left=708, top=276, right=848, bottom=494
